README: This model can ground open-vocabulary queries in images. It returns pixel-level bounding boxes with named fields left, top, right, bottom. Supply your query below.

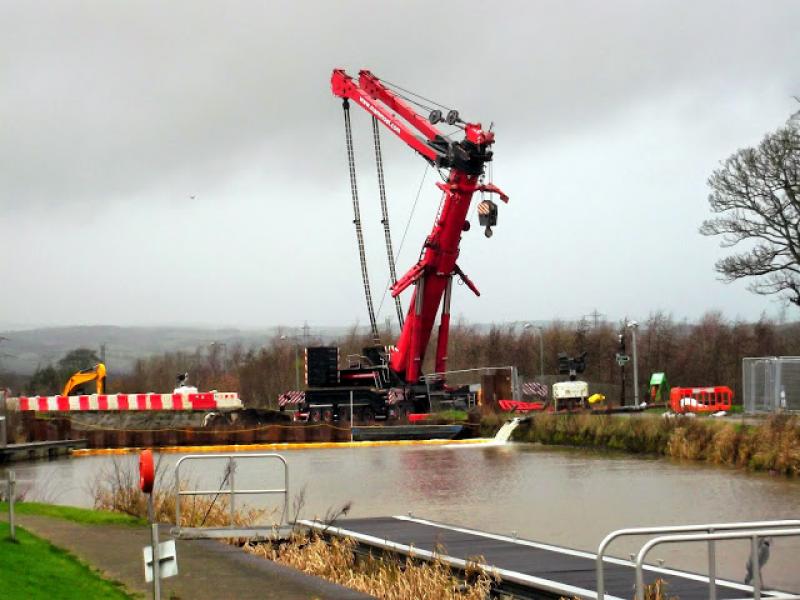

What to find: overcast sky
left=1, top=0, right=799, bottom=330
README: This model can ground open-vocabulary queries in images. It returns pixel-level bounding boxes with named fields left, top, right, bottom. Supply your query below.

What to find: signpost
left=616, top=353, right=630, bottom=367
left=144, top=540, right=178, bottom=582
left=139, top=449, right=177, bottom=599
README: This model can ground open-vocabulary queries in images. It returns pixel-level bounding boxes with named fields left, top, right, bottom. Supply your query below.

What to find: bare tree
left=700, top=119, right=800, bottom=306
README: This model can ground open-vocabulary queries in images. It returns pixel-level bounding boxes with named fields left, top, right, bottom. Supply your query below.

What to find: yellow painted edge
left=71, top=437, right=493, bottom=457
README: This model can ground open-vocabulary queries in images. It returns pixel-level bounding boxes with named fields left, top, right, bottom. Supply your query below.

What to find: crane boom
left=331, top=68, right=508, bottom=383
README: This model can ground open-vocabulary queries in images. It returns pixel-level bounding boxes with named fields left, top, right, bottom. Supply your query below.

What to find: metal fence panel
left=743, top=357, right=800, bottom=413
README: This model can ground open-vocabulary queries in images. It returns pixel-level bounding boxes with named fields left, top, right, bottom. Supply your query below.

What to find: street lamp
left=280, top=334, right=301, bottom=390
left=523, top=323, right=544, bottom=378
left=626, top=320, right=640, bottom=407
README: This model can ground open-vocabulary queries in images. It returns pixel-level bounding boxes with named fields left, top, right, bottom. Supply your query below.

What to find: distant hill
left=0, top=321, right=555, bottom=375
left=0, top=325, right=283, bottom=375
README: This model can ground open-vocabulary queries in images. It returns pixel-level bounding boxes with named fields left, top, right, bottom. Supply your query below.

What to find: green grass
left=429, top=409, right=469, bottom=422
left=0, top=502, right=145, bottom=527
left=0, top=522, right=133, bottom=599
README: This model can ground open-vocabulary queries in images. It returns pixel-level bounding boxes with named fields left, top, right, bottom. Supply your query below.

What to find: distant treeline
left=16, top=311, right=800, bottom=408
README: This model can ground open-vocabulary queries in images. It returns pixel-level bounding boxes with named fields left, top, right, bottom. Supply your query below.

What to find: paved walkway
left=6, top=514, right=372, bottom=599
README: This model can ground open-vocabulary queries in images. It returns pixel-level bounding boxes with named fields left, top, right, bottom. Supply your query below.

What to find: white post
left=349, top=390, right=354, bottom=440
left=148, top=493, right=160, bottom=600
left=538, top=329, right=544, bottom=377
left=0, top=389, right=7, bottom=448
left=7, top=470, right=16, bottom=541
left=707, top=531, right=716, bottom=600
left=751, top=536, right=761, bottom=599
left=628, top=322, right=640, bottom=407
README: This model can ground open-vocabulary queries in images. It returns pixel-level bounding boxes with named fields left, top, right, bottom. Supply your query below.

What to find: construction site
left=2, top=2, right=800, bottom=599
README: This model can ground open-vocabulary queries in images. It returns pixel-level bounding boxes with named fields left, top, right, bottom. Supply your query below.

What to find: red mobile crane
left=289, top=69, right=508, bottom=423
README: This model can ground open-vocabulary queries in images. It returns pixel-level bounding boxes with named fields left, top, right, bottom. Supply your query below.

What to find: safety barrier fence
left=596, top=520, right=800, bottom=600
left=172, top=453, right=289, bottom=540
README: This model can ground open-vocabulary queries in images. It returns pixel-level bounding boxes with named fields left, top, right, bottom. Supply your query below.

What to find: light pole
left=280, top=334, right=301, bottom=390
left=626, top=320, right=640, bottom=407
left=523, top=323, right=544, bottom=378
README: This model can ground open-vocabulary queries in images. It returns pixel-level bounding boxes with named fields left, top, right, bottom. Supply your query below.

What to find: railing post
left=707, top=528, right=716, bottom=600
left=229, top=456, right=236, bottom=527
left=7, top=470, right=16, bottom=541
left=174, top=461, right=181, bottom=532
left=635, top=557, right=645, bottom=600
left=282, top=457, right=289, bottom=526
left=595, top=547, right=606, bottom=599
left=751, top=535, right=761, bottom=599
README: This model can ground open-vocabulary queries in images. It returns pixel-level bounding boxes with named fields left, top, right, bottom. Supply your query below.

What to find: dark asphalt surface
left=6, top=514, right=372, bottom=599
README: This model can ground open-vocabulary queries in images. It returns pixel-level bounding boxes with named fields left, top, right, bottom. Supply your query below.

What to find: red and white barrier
left=7, top=392, right=242, bottom=412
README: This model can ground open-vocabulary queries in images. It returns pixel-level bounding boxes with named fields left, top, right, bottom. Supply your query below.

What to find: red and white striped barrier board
left=7, top=392, right=242, bottom=412
left=278, top=391, right=305, bottom=407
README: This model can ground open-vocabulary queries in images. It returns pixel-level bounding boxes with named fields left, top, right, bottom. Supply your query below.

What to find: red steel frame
left=331, top=69, right=508, bottom=383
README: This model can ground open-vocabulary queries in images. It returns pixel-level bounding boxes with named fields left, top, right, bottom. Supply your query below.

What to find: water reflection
left=4, top=443, right=800, bottom=591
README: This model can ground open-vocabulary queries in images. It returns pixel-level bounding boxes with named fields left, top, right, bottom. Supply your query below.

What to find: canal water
left=5, top=441, right=800, bottom=592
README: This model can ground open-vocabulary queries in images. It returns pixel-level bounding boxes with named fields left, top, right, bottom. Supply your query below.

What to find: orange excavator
left=62, top=363, right=107, bottom=396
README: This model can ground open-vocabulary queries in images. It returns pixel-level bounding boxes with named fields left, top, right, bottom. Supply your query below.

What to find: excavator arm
left=62, top=363, right=107, bottom=396
left=331, top=69, right=508, bottom=384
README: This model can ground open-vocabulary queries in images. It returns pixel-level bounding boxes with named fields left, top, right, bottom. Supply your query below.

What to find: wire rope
left=375, top=164, right=429, bottom=320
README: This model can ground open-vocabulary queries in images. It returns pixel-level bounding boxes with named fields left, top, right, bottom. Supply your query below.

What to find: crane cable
left=375, top=164, right=429, bottom=321
left=371, top=116, right=405, bottom=330
left=342, top=100, right=380, bottom=342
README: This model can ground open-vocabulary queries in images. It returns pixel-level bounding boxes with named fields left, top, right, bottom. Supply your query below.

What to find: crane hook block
left=478, top=199, right=498, bottom=238
left=477, top=200, right=498, bottom=227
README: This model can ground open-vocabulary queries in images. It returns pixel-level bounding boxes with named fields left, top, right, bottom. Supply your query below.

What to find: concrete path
left=7, top=514, right=372, bottom=599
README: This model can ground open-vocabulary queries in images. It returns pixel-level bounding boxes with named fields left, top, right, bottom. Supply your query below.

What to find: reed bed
left=509, top=413, right=800, bottom=476
left=89, top=456, right=268, bottom=528
left=246, top=533, right=495, bottom=600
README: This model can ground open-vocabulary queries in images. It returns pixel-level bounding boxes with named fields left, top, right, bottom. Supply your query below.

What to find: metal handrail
left=634, top=528, right=800, bottom=600
left=596, top=520, right=800, bottom=599
left=173, top=453, right=288, bottom=536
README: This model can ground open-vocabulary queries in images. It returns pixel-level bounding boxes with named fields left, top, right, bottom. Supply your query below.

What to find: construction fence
left=742, top=356, right=800, bottom=413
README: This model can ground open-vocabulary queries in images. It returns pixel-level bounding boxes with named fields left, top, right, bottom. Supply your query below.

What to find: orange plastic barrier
left=669, top=386, right=733, bottom=413
left=498, top=400, right=545, bottom=413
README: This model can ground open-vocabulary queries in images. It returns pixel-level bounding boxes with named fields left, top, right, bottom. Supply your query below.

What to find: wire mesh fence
left=743, top=357, right=800, bottom=413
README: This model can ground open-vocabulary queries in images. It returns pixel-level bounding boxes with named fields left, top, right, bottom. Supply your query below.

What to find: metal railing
left=596, top=520, right=800, bottom=599
left=634, top=528, right=800, bottom=600
left=172, top=453, right=288, bottom=539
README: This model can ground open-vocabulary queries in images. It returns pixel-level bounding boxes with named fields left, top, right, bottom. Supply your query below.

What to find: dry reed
left=89, top=456, right=269, bottom=528
left=246, top=533, right=495, bottom=600
left=509, top=413, right=800, bottom=476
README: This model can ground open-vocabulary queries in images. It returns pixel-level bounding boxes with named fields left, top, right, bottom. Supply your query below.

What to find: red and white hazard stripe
left=278, top=391, right=305, bottom=407
left=8, top=392, right=242, bottom=412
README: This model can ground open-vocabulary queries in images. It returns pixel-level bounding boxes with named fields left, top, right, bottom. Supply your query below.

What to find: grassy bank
left=0, top=522, right=131, bottom=600
left=508, top=413, right=800, bottom=475
left=0, top=501, right=145, bottom=526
